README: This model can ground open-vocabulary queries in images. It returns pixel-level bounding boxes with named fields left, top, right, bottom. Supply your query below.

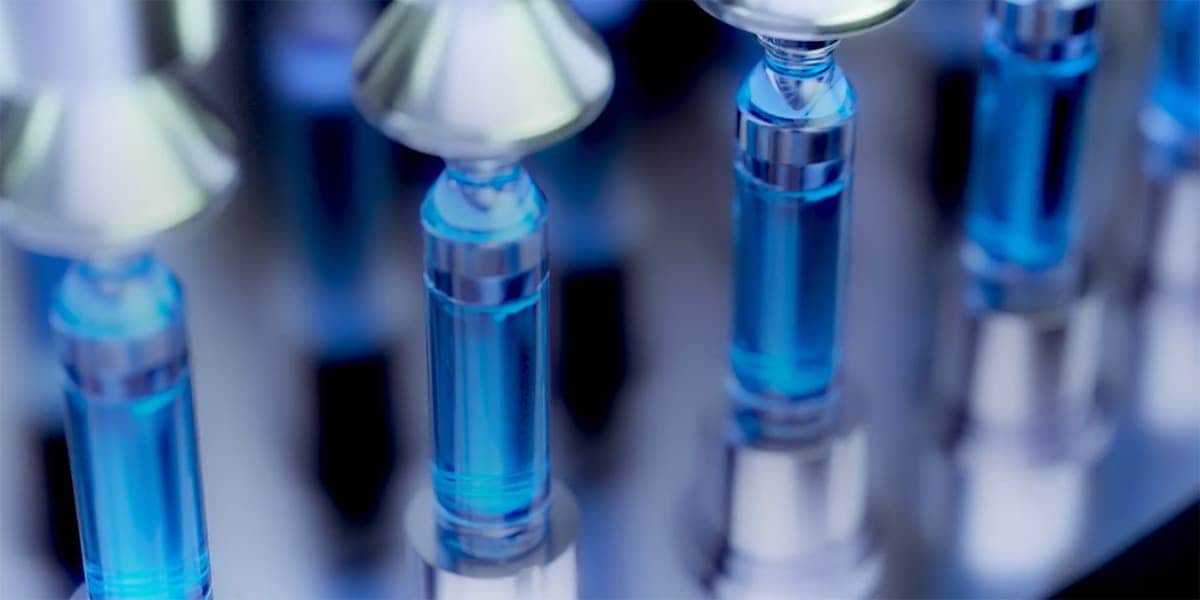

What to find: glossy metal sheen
left=988, top=0, right=1098, bottom=60
left=0, top=0, right=221, bottom=94
left=691, top=402, right=880, bottom=599
left=693, top=0, right=915, bottom=39
left=0, top=77, right=238, bottom=258
left=737, top=106, right=854, bottom=189
left=352, top=0, right=613, bottom=160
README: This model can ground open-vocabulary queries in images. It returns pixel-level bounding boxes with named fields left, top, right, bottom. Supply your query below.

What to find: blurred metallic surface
left=934, top=280, right=1113, bottom=464
left=0, top=77, right=238, bottom=259
left=693, top=403, right=880, bottom=599
left=352, top=0, right=613, bottom=160
left=0, top=0, right=220, bottom=94
left=693, top=0, right=915, bottom=40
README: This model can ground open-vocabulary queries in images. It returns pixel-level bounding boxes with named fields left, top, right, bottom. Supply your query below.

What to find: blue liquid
left=732, top=170, right=849, bottom=398
left=965, top=35, right=1097, bottom=271
left=52, top=256, right=210, bottom=599
left=1152, top=0, right=1200, bottom=134
left=421, top=166, right=550, bottom=550
left=427, top=285, right=548, bottom=530
left=730, top=52, right=854, bottom=401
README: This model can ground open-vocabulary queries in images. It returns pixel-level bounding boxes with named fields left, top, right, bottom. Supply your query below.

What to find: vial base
left=935, top=263, right=1115, bottom=465
left=959, top=238, right=1082, bottom=312
left=405, top=481, right=578, bottom=600
left=71, top=583, right=212, bottom=600
left=687, top=390, right=880, bottom=599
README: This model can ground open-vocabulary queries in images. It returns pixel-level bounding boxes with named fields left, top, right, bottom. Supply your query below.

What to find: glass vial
left=51, top=255, right=211, bottom=599
left=964, top=0, right=1099, bottom=286
left=422, top=163, right=550, bottom=559
left=730, top=38, right=855, bottom=436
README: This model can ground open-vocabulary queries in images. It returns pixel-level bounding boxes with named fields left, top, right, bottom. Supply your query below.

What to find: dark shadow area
left=35, top=425, right=82, bottom=586
left=928, top=63, right=978, bottom=223
left=313, top=349, right=399, bottom=530
left=1054, top=500, right=1200, bottom=599
left=556, top=262, right=632, bottom=437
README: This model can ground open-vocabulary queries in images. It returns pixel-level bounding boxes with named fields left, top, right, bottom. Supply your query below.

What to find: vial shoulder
left=51, top=256, right=184, bottom=340
left=736, top=61, right=856, bottom=129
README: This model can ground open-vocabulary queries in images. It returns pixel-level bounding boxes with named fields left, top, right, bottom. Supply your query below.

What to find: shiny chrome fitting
left=987, top=0, right=1098, bottom=61
left=736, top=111, right=854, bottom=190
left=689, top=395, right=881, bottom=599
left=425, top=227, right=548, bottom=306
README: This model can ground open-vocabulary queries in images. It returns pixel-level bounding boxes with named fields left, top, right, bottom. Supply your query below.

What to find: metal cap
left=0, top=0, right=221, bottom=94
left=988, top=0, right=1098, bottom=60
left=693, top=0, right=915, bottom=40
left=0, top=77, right=238, bottom=258
left=352, top=0, right=614, bottom=161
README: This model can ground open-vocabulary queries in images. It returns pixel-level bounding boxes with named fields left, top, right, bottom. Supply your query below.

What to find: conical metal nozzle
left=0, top=77, right=237, bottom=258
left=0, top=0, right=236, bottom=259
left=693, top=0, right=915, bottom=40
left=352, top=0, right=614, bottom=161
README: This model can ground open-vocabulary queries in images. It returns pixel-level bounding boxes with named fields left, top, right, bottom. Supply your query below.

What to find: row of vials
left=0, top=1, right=1196, bottom=599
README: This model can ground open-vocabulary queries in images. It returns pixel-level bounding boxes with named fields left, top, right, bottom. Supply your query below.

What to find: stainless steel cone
left=693, top=0, right=915, bottom=39
left=352, top=0, right=614, bottom=160
left=0, top=0, right=222, bottom=94
left=0, top=76, right=237, bottom=258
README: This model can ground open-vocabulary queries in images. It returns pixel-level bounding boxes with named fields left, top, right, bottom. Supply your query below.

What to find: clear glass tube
left=964, top=13, right=1098, bottom=274
left=730, top=39, right=854, bottom=415
left=51, top=254, right=211, bottom=599
left=422, top=164, right=549, bottom=558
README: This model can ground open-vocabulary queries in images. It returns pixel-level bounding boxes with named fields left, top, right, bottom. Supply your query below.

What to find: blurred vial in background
left=964, top=1, right=1099, bottom=279
left=256, top=0, right=399, bottom=531
left=543, top=0, right=642, bottom=438
left=1150, top=0, right=1200, bottom=139
left=908, top=1, right=986, bottom=222
left=261, top=0, right=394, bottom=359
left=1127, top=0, right=1200, bottom=435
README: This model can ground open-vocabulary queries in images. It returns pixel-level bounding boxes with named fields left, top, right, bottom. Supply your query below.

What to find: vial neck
left=447, top=159, right=520, bottom=187
left=445, top=159, right=524, bottom=212
left=79, top=253, right=156, bottom=282
left=759, top=37, right=839, bottom=78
